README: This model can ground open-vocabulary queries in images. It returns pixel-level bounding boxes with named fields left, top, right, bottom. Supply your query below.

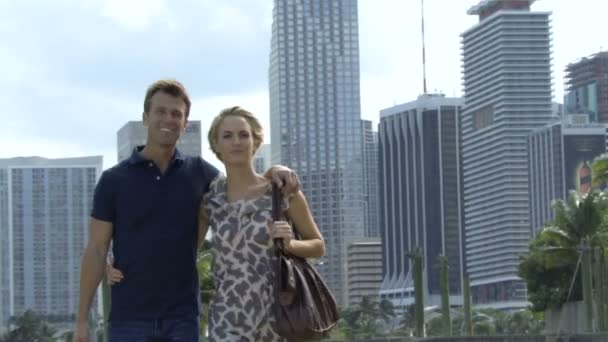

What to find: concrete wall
left=329, top=334, right=608, bottom=342
left=423, top=335, right=608, bottom=342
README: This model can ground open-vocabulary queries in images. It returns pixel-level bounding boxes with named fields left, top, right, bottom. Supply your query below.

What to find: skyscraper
left=528, top=114, right=606, bottom=233
left=269, top=0, right=365, bottom=304
left=461, top=0, right=553, bottom=307
left=378, top=94, right=465, bottom=310
left=116, top=120, right=202, bottom=162
left=362, top=120, right=379, bottom=238
left=564, top=51, right=608, bottom=123
left=0, top=156, right=102, bottom=328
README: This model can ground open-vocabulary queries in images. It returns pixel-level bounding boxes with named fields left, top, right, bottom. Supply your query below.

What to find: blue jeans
left=109, top=317, right=199, bottom=342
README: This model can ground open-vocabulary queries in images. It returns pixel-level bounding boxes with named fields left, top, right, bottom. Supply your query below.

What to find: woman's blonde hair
left=208, top=106, right=264, bottom=161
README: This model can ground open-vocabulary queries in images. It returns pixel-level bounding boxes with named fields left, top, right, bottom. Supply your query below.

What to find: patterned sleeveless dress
left=203, top=176, right=287, bottom=342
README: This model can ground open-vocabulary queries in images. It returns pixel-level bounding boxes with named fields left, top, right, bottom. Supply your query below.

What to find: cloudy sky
left=1, top=0, right=606, bottom=170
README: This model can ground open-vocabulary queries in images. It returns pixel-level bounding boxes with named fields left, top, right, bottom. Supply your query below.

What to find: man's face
left=143, top=91, right=188, bottom=147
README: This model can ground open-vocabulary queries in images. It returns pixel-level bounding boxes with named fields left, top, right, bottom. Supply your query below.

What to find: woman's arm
left=270, top=191, right=325, bottom=258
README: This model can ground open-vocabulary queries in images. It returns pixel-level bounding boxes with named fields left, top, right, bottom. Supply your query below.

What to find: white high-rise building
left=117, top=120, right=202, bottom=162
left=0, top=156, right=102, bottom=328
left=269, top=0, right=366, bottom=304
left=461, top=0, right=553, bottom=308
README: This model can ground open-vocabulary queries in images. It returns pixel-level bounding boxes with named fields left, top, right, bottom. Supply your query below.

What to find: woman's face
left=215, top=115, right=257, bottom=166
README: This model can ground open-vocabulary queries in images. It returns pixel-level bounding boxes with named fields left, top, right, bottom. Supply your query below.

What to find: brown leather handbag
left=271, top=184, right=340, bottom=340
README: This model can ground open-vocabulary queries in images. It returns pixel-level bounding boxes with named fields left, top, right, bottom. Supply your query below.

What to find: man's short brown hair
left=143, top=79, right=191, bottom=117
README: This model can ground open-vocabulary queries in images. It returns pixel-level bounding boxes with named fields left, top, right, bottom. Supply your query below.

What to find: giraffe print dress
left=203, top=176, right=287, bottom=342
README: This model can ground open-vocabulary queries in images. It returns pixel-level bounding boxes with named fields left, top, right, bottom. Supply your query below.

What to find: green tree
left=519, top=192, right=608, bottom=322
left=504, top=310, right=545, bottom=335
left=1, top=310, right=56, bottom=342
left=447, top=307, right=544, bottom=337
left=397, top=304, right=415, bottom=336
left=346, top=296, right=379, bottom=339
left=335, top=296, right=395, bottom=340
left=518, top=240, right=582, bottom=311
left=378, top=299, right=396, bottom=325
left=425, top=316, right=444, bottom=336
left=592, top=154, right=608, bottom=189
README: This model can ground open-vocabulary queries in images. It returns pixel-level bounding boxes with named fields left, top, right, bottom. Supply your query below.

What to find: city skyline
left=1, top=0, right=608, bottom=322
left=1, top=1, right=606, bottom=171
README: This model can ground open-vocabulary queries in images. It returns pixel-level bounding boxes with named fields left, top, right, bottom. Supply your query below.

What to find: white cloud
left=100, top=0, right=171, bottom=31
left=3, top=0, right=608, bottom=173
left=0, top=131, right=111, bottom=165
left=202, top=1, right=269, bottom=35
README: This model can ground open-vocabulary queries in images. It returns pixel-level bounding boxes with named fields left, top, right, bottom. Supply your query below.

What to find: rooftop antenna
left=421, top=0, right=428, bottom=94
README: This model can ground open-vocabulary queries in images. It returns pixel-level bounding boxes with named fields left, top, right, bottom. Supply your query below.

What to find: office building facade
left=461, top=0, right=553, bottom=307
left=0, top=156, right=102, bottom=327
left=269, top=0, right=366, bottom=304
left=378, top=94, right=465, bottom=310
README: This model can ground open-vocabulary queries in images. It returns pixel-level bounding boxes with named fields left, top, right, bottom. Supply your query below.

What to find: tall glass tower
left=269, top=0, right=365, bottom=305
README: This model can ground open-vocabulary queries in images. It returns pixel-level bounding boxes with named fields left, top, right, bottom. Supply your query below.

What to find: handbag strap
left=271, top=183, right=300, bottom=239
left=271, top=182, right=283, bottom=221
left=272, top=183, right=286, bottom=253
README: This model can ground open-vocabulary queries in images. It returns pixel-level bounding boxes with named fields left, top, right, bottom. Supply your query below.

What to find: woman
left=108, top=106, right=325, bottom=341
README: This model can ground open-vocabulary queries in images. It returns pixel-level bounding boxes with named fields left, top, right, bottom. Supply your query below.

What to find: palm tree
left=397, top=303, right=416, bottom=336
left=358, top=296, right=379, bottom=318
left=378, top=299, right=396, bottom=325
left=335, top=296, right=395, bottom=339
left=504, top=310, right=545, bottom=335
left=592, top=154, right=608, bottom=189
left=351, top=296, right=381, bottom=339
left=523, top=192, right=608, bottom=331
left=2, top=311, right=56, bottom=342
left=448, top=308, right=544, bottom=336
left=197, top=241, right=214, bottom=341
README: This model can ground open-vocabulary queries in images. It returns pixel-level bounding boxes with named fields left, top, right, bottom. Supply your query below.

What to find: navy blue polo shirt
left=91, top=147, right=219, bottom=321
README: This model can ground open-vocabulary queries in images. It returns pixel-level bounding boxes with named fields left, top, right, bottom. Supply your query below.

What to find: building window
left=473, top=105, right=495, bottom=131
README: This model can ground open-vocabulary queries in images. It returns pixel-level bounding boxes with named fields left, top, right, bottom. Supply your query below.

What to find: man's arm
left=75, top=218, right=113, bottom=338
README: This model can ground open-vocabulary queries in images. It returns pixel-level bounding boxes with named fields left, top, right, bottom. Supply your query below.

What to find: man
left=74, top=79, right=298, bottom=341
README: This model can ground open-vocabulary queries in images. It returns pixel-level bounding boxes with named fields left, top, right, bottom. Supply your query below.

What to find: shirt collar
left=127, top=145, right=185, bottom=165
